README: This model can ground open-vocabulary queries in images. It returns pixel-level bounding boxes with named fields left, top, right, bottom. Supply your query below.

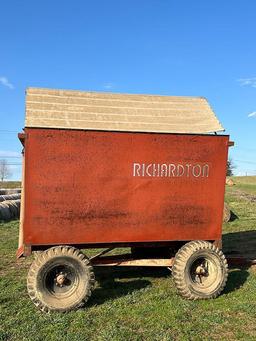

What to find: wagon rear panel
left=22, top=128, right=228, bottom=247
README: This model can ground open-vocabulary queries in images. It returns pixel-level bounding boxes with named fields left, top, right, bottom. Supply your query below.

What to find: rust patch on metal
left=20, top=128, right=229, bottom=248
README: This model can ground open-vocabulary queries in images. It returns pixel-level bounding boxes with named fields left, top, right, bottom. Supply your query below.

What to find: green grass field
left=230, top=176, right=256, bottom=195
left=0, top=181, right=21, bottom=189
left=0, top=177, right=256, bottom=341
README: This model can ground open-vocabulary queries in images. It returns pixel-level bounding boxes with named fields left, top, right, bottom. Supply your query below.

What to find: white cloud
left=103, top=82, right=115, bottom=90
left=0, top=150, right=21, bottom=158
left=0, top=76, right=14, bottom=89
left=248, top=111, right=256, bottom=118
left=238, top=77, right=256, bottom=88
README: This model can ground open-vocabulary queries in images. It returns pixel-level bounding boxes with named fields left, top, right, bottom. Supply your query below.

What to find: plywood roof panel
left=25, top=88, right=224, bottom=134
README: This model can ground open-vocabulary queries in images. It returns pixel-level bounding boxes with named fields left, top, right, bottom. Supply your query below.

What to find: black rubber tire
left=27, top=246, right=95, bottom=312
left=172, top=241, right=228, bottom=300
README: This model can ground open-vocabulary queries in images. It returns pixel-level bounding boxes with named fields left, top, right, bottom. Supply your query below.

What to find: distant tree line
left=226, top=159, right=235, bottom=176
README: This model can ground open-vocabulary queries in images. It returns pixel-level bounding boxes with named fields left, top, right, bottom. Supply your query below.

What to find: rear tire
left=27, top=246, right=95, bottom=312
left=172, top=241, right=228, bottom=300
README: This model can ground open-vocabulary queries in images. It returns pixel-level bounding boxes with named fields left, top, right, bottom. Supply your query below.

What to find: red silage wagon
left=18, top=88, right=232, bottom=312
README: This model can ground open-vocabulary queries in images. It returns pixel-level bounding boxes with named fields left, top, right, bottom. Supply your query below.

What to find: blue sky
left=0, top=0, right=255, bottom=179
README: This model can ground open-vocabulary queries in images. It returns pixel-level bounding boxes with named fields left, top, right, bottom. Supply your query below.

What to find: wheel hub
left=193, top=260, right=210, bottom=285
left=195, top=265, right=207, bottom=276
left=55, top=272, right=67, bottom=287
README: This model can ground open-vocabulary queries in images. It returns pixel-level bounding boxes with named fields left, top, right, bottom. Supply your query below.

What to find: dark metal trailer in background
left=18, top=88, right=233, bottom=312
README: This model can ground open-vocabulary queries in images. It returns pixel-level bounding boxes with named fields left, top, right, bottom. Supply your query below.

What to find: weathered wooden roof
left=25, top=88, right=224, bottom=134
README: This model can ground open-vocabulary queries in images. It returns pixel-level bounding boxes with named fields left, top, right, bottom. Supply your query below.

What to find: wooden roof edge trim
left=205, top=100, right=224, bottom=133
left=24, top=124, right=225, bottom=134
left=26, top=87, right=207, bottom=101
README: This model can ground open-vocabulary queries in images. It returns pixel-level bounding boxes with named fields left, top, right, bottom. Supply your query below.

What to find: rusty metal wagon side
left=18, top=88, right=232, bottom=312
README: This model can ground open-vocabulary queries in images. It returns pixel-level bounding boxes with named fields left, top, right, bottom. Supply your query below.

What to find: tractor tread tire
left=27, top=246, right=95, bottom=313
left=172, top=241, right=228, bottom=300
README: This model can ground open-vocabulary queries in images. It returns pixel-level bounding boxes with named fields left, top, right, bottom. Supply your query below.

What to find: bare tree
left=0, top=159, right=12, bottom=182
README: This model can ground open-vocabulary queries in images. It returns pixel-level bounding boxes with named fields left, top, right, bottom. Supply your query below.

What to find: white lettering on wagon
left=133, top=163, right=209, bottom=178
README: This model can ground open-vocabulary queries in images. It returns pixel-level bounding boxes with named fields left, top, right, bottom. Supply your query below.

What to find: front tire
left=27, top=246, right=95, bottom=312
left=172, top=241, right=228, bottom=300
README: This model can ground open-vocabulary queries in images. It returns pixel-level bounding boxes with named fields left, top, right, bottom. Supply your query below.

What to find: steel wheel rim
left=43, top=263, right=79, bottom=298
left=187, top=254, right=221, bottom=293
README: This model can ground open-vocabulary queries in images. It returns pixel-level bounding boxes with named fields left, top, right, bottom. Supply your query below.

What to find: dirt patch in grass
left=230, top=188, right=256, bottom=203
